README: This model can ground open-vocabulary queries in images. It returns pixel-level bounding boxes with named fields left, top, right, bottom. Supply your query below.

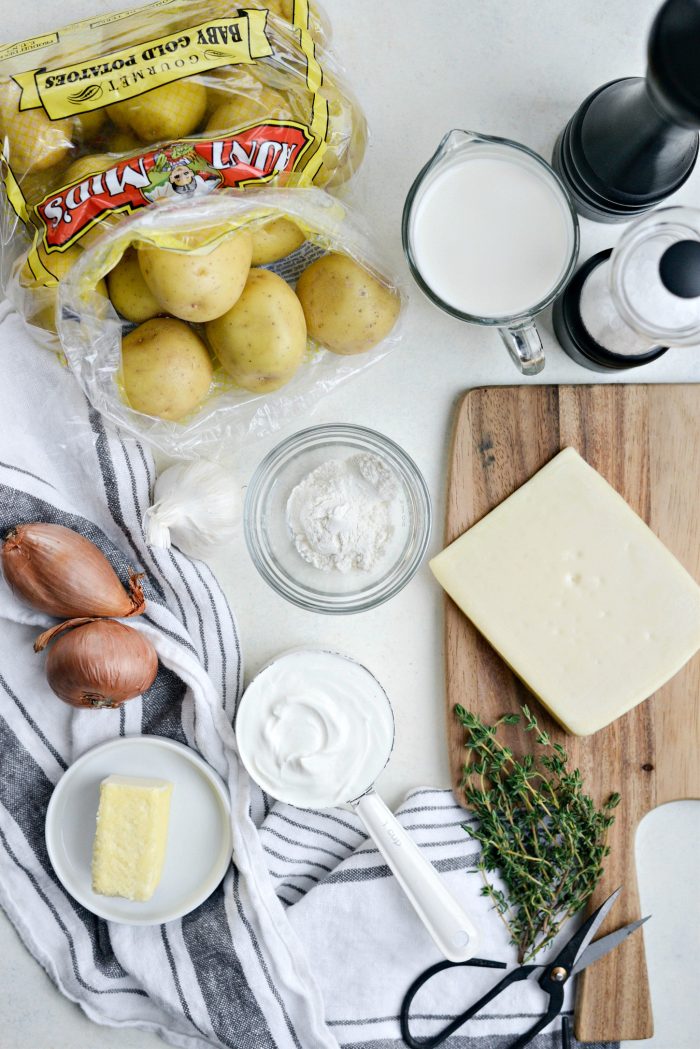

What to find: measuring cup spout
left=427, top=129, right=481, bottom=167
left=351, top=789, right=480, bottom=963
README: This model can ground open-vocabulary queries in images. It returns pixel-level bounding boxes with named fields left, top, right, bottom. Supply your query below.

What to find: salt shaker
left=553, top=206, right=700, bottom=371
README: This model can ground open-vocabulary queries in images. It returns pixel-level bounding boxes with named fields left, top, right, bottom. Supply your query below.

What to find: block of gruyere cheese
left=430, top=447, right=700, bottom=735
left=92, top=775, right=173, bottom=901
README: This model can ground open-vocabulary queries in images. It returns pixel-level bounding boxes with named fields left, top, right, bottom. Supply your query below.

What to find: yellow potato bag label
left=16, top=14, right=273, bottom=119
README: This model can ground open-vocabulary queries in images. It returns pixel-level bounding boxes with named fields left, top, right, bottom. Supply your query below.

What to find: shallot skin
left=45, top=620, right=158, bottom=709
left=2, top=523, right=145, bottom=619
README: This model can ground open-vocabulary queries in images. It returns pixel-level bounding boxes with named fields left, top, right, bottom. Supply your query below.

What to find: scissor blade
left=551, top=887, right=622, bottom=972
left=572, top=916, right=650, bottom=975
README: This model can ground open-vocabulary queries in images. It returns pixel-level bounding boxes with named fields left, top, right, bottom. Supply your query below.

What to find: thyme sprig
left=455, top=703, right=620, bottom=963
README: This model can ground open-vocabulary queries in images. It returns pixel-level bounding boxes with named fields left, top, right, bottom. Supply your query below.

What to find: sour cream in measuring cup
left=237, top=648, right=481, bottom=963
left=235, top=649, right=394, bottom=809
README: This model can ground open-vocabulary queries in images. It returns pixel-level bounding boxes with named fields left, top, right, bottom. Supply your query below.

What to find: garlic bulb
left=144, top=460, right=240, bottom=561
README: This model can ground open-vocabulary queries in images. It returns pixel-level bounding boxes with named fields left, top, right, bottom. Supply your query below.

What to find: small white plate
left=45, top=736, right=233, bottom=925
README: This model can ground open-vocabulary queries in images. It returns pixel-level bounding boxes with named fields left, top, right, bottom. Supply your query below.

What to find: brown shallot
left=2, top=523, right=145, bottom=620
left=44, top=620, right=158, bottom=709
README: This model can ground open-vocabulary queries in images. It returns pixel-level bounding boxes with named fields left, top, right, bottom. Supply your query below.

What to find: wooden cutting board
left=444, top=385, right=700, bottom=1043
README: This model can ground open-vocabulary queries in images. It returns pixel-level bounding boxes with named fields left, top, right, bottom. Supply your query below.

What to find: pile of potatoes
left=104, top=217, right=401, bottom=422
left=1, top=51, right=364, bottom=232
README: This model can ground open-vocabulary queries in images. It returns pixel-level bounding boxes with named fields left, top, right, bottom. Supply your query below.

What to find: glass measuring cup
left=236, top=648, right=480, bottom=963
left=402, top=130, right=580, bottom=375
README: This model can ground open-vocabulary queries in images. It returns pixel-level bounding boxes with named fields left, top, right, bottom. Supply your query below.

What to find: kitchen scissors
left=400, top=887, right=649, bottom=1049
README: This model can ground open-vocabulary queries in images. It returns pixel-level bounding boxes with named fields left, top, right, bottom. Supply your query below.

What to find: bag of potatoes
left=0, top=0, right=365, bottom=346
left=56, top=189, right=405, bottom=457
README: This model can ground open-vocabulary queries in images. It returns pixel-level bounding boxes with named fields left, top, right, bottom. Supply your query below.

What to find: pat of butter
left=430, top=447, right=700, bottom=735
left=92, top=774, right=173, bottom=902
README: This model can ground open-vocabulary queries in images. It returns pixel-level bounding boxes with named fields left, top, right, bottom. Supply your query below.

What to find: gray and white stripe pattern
left=280, top=790, right=617, bottom=1049
left=0, top=306, right=615, bottom=1049
left=0, top=305, right=332, bottom=1049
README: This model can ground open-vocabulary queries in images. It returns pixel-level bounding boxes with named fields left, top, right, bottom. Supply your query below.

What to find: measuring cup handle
left=498, top=322, right=546, bottom=375
left=352, top=790, right=479, bottom=962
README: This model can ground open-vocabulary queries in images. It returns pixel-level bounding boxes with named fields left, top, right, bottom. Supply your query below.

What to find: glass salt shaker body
left=554, top=206, right=700, bottom=371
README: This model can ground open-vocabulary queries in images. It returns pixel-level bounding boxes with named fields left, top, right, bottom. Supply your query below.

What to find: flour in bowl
left=286, top=453, right=399, bottom=572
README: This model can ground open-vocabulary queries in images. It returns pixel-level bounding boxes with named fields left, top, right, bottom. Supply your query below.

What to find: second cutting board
left=443, top=384, right=700, bottom=1043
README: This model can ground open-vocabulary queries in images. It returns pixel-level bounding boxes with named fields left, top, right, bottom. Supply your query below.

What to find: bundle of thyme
left=455, top=703, right=620, bottom=963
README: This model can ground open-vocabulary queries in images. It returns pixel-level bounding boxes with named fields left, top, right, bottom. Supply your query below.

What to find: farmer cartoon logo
left=141, top=144, right=222, bottom=202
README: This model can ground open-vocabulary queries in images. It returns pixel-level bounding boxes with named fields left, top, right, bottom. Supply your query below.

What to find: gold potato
left=227, top=0, right=328, bottom=41
left=251, top=217, right=305, bottom=265
left=206, top=268, right=306, bottom=392
left=107, top=248, right=161, bottom=323
left=137, top=231, right=252, bottom=323
left=205, top=85, right=293, bottom=132
left=204, top=67, right=263, bottom=115
left=73, top=110, right=107, bottom=143
left=295, top=254, right=400, bottom=355
left=106, top=105, right=132, bottom=133
left=110, top=81, right=207, bottom=143
left=20, top=244, right=107, bottom=331
left=267, top=0, right=295, bottom=18
left=63, top=154, right=113, bottom=184
left=80, top=213, right=124, bottom=253
left=121, top=318, right=213, bottom=421
left=0, top=81, right=73, bottom=175
left=20, top=166, right=67, bottom=206
left=20, top=243, right=81, bottom=287
left=314, top=85, right=367, bottom=189
left=105, top=127, right=142, bottom=154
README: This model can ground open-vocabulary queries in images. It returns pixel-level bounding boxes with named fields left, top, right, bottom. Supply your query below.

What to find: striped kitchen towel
left=0, top=301, right=615, bottom=1049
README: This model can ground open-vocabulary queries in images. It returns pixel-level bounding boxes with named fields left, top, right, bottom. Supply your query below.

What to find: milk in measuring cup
left=408, top=143, right=575, bottom=319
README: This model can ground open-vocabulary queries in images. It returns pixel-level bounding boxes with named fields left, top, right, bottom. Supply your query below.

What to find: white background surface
left=0, top=1, right=699, bottom=1047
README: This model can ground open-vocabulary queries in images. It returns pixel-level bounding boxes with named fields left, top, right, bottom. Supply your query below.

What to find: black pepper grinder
left=553, top=0, right=700, bottom=222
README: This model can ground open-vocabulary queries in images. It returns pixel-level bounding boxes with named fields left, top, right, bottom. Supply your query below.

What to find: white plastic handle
left=352, top=790, right=480, bottom=962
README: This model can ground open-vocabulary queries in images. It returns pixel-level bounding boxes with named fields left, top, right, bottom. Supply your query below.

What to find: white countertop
left=1, top=1, right=699, bottom=1046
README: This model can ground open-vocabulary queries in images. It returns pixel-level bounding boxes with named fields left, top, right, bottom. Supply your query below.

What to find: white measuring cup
left=235, top=648, right=479, bottom=962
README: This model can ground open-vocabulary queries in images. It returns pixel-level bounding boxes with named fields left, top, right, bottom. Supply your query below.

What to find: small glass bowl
left=244, top=424, right=432, bottom=614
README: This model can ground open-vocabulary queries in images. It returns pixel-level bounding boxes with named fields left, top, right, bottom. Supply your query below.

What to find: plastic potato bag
left=56, top=189, right=406, bottom=458
left=0, top=0, right=366, bottom=341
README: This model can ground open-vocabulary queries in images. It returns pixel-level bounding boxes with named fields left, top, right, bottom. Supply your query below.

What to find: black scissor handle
left=508, top=981, right=565, bottom=1049
left=400, top=957, right=532, bottom=1049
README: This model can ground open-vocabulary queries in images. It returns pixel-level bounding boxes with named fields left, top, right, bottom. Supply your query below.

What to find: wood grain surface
left=443, top=385, right=700, bottom=1043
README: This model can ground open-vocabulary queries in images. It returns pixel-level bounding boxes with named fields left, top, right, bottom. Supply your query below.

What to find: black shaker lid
left=554, top=249, right=668, bottom=371
left=659, top=239, right=700, bottom=297
left=647, top=0, right=700, bottom=128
